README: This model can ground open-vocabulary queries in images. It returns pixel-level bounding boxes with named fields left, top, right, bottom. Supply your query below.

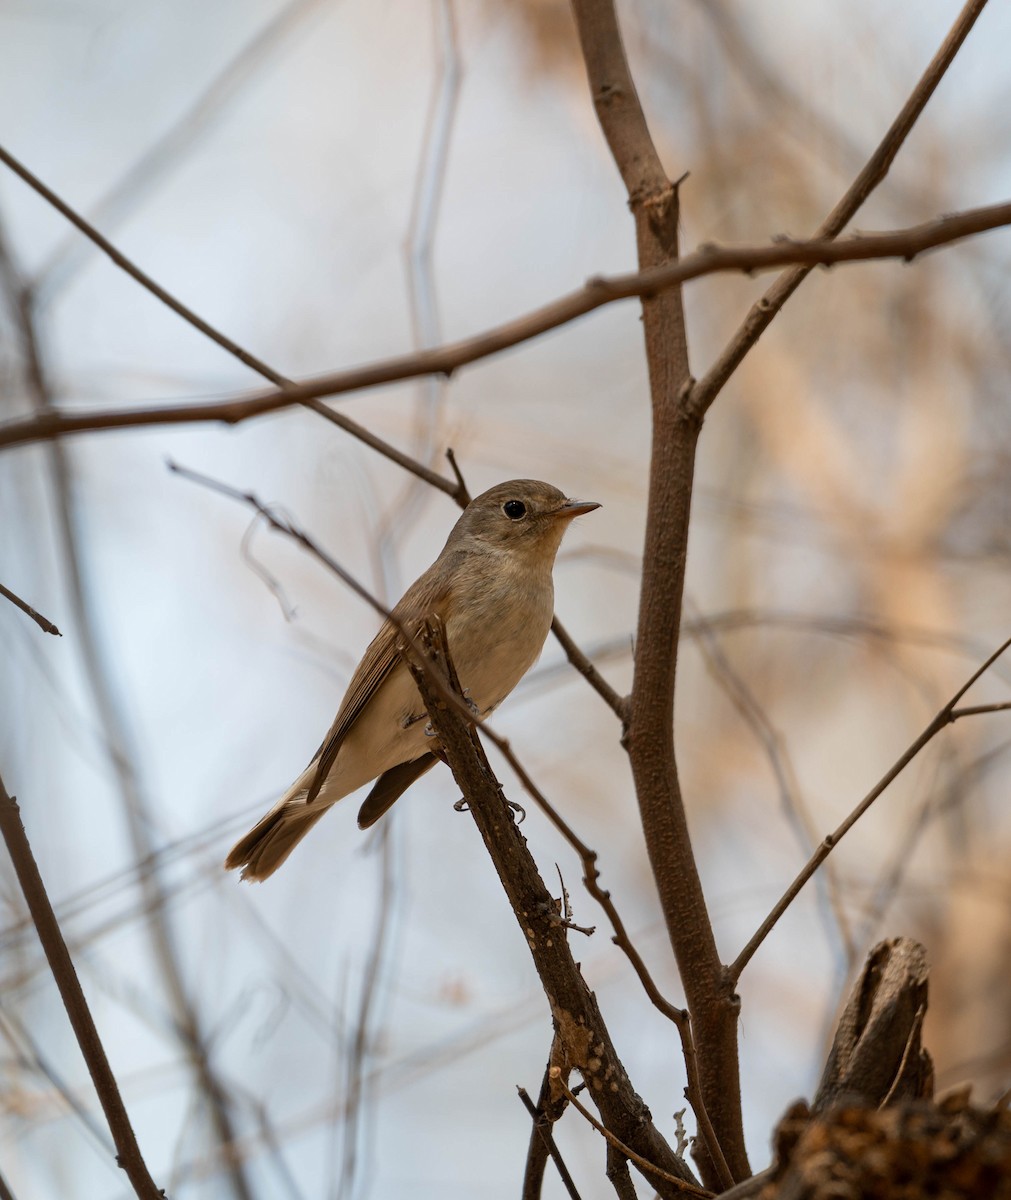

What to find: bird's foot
left=453, top=795, right=525, bottom=823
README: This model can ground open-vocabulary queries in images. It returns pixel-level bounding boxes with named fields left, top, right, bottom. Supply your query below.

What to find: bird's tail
left=225, top=773, right=328, bottom=882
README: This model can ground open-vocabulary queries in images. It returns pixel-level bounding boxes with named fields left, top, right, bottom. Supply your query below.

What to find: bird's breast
left=442, top=562, right=554, bottom=713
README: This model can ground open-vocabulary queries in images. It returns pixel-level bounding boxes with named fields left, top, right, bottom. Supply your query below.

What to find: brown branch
left=549, top=616, right=628, bottom=721
left=519, top=1073, right=583, bottom=1200
left=0, top=772, right=164, bottom=1200
left=0, top=201, right=1008, bottom=452
left=551, top=1072, right=711, bottom=1197
left=407, top=618, right=700, bottom=1198
left=0, top=580, right=61, bottom=636
left=730, top=635, right=1011, bottom=982
left=605, top=1145, right=638, bottom=1200
left=0, top=214, right=254, bottom=1200
left=492, top=741, right=734, bottom=1191
left=570, top=0, right=747, bottom=1186
left=0, top=142, right=463, bottom=502
left=686, top=0, right=991, bottom=418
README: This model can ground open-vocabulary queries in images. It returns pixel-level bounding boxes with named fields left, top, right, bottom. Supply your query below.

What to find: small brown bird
left=226, top=479, right=599, bottom=881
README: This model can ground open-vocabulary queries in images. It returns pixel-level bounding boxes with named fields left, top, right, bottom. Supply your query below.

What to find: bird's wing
left=305, top=568, right=452, bottom=803
left=356, top=753, right=439, bottom=828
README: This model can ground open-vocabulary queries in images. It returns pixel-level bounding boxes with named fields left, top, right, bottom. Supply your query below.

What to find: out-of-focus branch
left=0, top=580, right=61, bottom=636
left=406, top=619, right=700, bottom=1198
left=2, top=199, right=1009, bottom=452
left=729, top=635, right=1011, bottom=982
left=0, top=142, right=464, bottom=503
left=0, top=772, right=164, bottom=1200
left=32, top=0, right=329, bottom=301
left=0, top=212, right=255, bottom=1200
left=686, top=0, right=991, bottom=418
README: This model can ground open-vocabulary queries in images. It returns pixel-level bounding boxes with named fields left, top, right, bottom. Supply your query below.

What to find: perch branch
left=407, top=618, right=700, bottom=1198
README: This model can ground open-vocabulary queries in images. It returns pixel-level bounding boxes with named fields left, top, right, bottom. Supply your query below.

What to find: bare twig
left=551, top=1071, right=711, bottom=1197
left=0, top=772, right=164, bottom=1200
left=0, top=200, right=1008, bottom=451
left=518, top=1080, right=583, bottom=1200
left=686, top=0, right=992, bottom=418
left=0, top=580, right=61, bottom=636
left=0, top=142, right=463, bottom=501
left=689, top=602, right=855, bottom=966
left=549, top=616, right=628, bottom=722
left=730, top=636, right=1011, bottom=982
left=444, top=447, right=471, bottom=507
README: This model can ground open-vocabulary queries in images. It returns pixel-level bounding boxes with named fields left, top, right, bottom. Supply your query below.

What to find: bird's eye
left=503, top=499, right=527, bottom=520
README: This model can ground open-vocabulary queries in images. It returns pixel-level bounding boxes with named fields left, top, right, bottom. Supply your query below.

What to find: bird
left=225, top=479, right=600, bottom=881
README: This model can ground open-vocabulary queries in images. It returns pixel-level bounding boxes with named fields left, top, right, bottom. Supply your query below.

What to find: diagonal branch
left=0, top=772, right=164, bottom=1200
left=686, top=0, right=991, bottom=418
left=729, top=636, right=1011, bottom=983
left=406, top=618, right=701, bottom=1198
left=2, top=199, right=1008, bottom=452
left=0, top=142, right=464, bottom=502
left=0, top=580, right=61, bottom=636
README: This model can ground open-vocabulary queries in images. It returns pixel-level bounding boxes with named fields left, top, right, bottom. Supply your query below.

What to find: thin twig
left=550, top=616, right=628, bottom=722
left=1, top=200, right=1009, bottom=451
left=444, top=447, right=471, bottom=507
left=0, top=580, right=61, bottom=636
left=167, top=460, right=492, bottom=735
left=688, top=602, right=855, bottom=966
left=730, top=635, right=1011, bottom=981
left=551, top=1071, right=712, bottom=1197
left=0, top=142, right=462, bottom=500
left=0, top=773, right=164, bottom=1200
left=686, top=0, right=992, bottom=418
left=518, top=1084, right=584, bottom=1200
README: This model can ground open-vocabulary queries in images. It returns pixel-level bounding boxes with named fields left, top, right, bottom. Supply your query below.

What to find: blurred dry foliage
left=0, top=1, right=1009, bottom=1198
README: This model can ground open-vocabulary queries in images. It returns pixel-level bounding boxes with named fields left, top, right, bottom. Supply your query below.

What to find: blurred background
left=1, top=0, right=1010, bottom=1196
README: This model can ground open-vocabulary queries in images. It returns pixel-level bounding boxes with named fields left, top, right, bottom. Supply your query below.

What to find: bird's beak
left=556, top=498, right=601, bottom=519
